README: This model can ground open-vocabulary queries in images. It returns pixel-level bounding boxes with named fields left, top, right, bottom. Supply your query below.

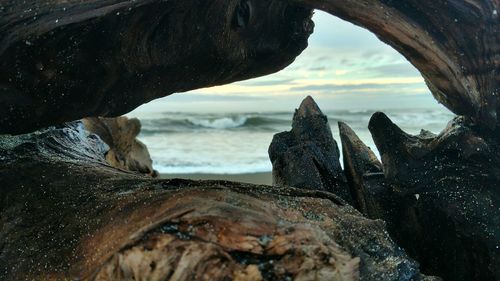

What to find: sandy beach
left=160, top=172, right=273, bottom=185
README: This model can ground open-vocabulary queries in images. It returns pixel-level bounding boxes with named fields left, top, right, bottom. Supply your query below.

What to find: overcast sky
left=131, top=11, right=445, bottom=115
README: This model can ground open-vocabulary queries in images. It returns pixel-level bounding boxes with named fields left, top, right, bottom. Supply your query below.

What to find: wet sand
left=160, top=172, right=272, bottom=185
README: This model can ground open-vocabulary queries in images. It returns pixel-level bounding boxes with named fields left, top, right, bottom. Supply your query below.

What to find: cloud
left=314, top=55, right=331, bottom=62
left=340, top=58, right=355, bottom=66
left=290, top=82, right=425, bottom=94
left=309, top=66, right=327, bottom=71
left=360, top=63, right=421, bottom=77
left=162, top=93, right=265, bottom=102
left=237, top=78, right=297, bottom=87
left=361, top=50, right=382, bottom=59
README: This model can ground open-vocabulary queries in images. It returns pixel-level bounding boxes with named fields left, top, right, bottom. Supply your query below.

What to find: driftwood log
left=1, top=0, right=499, bottom=280
left=0, top=123, right=434, bottom=280
left=0, top=0, right=313, bottom=134
left=1, top=0, right=498, bottom=133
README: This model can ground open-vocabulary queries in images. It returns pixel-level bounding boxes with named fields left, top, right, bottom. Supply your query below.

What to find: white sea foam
left=187, top=116, right=248, bottom=129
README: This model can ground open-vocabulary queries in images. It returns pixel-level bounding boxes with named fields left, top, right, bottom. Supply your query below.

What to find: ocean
left=130, top=107, right=455, bottom=174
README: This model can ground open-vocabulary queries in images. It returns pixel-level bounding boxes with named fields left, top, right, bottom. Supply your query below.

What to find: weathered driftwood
left=0, top=123, right=434, bottom=280
left=271, top=98, right=499, bottom=280
left=365, top=112, right=500, bottom=280
left=268, top=96, right=351, bottom=202
left=2, top=0, right=499, bottom=134
left=340, top=113, right=500, bottom=280
left=0, top=0, right=498, bottom=280
left=293, top=0, right=500, bottom=128
left=83, top=116, right=158, bottom=177
left=0, top=0, right=313, bottom=134
left=338, top=122, right=395, bottom=225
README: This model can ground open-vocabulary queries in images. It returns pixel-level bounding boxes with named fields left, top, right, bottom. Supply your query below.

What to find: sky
left=130, top=10, right=445, bottom=116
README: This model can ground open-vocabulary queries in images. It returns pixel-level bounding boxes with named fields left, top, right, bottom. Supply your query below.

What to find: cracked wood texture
left=0, top=0, right=313, bottom=134
left=293, top=0, right=500, bottom=128
left=0, top=123, right=434, bottom=280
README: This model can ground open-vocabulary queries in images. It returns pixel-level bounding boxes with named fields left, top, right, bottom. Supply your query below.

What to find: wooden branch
left=0, top=0, right=313, bottom=134
left=292, top=0, right=500, bottom=128
left=0, top=122, right=432, bottom=280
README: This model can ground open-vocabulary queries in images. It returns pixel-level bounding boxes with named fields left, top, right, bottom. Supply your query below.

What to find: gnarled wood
left=338, top=121, right=395, bottom=224
left=272, top=97, right=499, bottom=280
left=364, top=112, right=500, bottom=280
left=0, top=0, right=313, bottom=134
left=292, top=0, right=500, bottom=128
left=268, top=96, right=350, bottom=202
left=2, top=0, right=498, bottom=132
left=0, top=122, right=433, bottom=280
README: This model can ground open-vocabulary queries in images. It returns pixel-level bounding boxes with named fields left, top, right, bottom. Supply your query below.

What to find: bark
left=292, top=0, right=500, bottom=128
left=268, top=96, right=350, bottom=202
left=0, top=122, right=433, bottom=281
left=0, top=0, right=313, bottom=134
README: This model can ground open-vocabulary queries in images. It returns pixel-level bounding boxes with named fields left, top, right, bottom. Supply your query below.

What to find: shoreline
left=160, top=172, right=273, bottom=186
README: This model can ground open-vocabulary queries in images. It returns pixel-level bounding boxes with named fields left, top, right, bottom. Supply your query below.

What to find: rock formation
left=83, top=116, right=158, bottom=177
left=268, top=96, right=351, bottom=202
left=0, top=0, right=313, bottom=134
left=0, top=123, right=433, bottom=280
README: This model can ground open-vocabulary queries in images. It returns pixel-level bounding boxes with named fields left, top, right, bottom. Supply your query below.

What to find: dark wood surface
left=0, top=123, right=430, bottom=280
left=0, top=0, right=313, bottom=134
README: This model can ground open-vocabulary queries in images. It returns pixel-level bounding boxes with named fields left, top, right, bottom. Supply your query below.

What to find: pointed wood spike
left=269, top=96, right=351, bottom=202
left=339, top=121, right=382, bottom=175
left=295, top=95, right=324, bottom=118
left=339, top=121, right=391, bottom=219
left=368, top=112, right=419, bottom=181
